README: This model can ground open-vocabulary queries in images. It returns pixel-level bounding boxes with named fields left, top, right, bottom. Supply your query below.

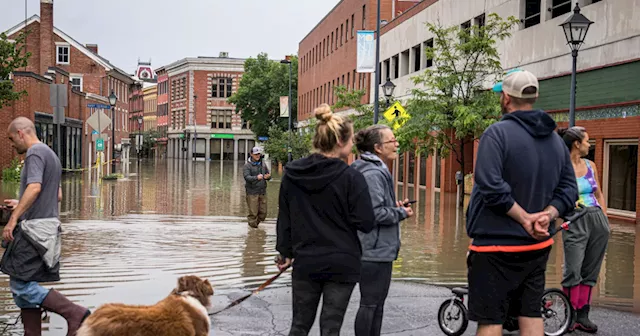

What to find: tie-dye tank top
left=577, top=159, right=601, bottom=208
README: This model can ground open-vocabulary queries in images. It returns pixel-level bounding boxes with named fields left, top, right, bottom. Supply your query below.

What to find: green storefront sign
left=178, top=133, right=185, bottom=139
left=211, top=133, right=234, bottom=139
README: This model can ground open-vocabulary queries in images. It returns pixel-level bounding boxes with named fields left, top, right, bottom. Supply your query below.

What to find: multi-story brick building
left=297, top=0, right=420, bottom=125
left=159, top=53, right=256, bottom=161
left=156, top=68, right=169, bottom=157
left=143, top=85, right=157, bottom=133
left=375, top=0, right=640, bottom=223
left=2, top=0, right=135, bottom=171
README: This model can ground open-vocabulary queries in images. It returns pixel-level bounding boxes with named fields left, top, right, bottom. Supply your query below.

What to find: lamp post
left=137, top=116, right=143, bottom=160
left=382, top=77, right=396, bottom=108
left=192, top=94, right=197, bottom=162
left=560, top=3, right=593, bottom=127
left=373, top=0, right=382, bottom=124
left=108, top=91, right=117, bottom=174
left=280, top=58, right=293, bottom=163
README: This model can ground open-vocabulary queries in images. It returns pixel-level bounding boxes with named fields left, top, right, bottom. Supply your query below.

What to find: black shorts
left=467, top=247, right=551, bottom=325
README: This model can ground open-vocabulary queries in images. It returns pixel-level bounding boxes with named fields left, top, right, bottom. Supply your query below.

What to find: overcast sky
left=1, top=0, right=340, bottom=73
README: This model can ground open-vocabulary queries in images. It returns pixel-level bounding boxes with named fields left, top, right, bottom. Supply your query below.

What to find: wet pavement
left=0, top=159, right=639, bottom=334
left=212, top=282, right=640, bottom=336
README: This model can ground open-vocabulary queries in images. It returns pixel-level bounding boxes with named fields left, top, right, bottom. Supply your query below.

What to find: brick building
left=156, top=68, right=169, bottom=157
left=374, top=0, right=639, bottom=223
left=297, top=0, right=420, bottom=125
left=159, top=53, right=256, bottom=161
left=1, top=0, right=135, bottom=172
left=143, top=85, right=157, bottom=133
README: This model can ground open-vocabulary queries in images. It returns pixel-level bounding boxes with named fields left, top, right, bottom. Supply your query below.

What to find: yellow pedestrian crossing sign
left=383, top=102, right=409, bottom=130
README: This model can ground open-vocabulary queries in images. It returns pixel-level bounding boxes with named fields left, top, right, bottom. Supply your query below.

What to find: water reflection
left=0, top=159, right=638, bottom=334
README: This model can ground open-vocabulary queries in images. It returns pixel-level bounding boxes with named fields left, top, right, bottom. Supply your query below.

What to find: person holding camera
left=243, top=146, right=271, bottom=228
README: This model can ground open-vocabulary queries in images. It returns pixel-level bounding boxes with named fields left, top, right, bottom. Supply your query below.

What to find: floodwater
left=0, top=159, right=639, bottom=334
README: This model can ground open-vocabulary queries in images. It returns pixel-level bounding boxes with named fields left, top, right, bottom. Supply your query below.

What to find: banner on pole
left=280, top=96, right=289, bottom=118
left=357, top=31, right=375, bottom=73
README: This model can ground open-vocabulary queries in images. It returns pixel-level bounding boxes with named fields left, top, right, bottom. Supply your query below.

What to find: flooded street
left=1, top=159, right=639, bottom=334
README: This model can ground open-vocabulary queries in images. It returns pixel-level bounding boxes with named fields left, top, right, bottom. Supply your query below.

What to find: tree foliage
left=0, top=31, right=31, bottom=108
left=331, top=85, right=393, bottom=135
left=229, top=53, right=298, bottom=138
left=263, top=126, right=312, bottom=164
left=398, top=13, right=519, bottom=161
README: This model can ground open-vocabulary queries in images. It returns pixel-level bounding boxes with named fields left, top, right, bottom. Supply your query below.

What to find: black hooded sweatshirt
left=466, top=110, right=578, bottom=251
left=276, top=153, right=374, bottom=283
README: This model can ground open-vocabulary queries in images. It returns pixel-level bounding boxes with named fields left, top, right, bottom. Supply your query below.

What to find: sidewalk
left=211, top=281, right=640, bottom=336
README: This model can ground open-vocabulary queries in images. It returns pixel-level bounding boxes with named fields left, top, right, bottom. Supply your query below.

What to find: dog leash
left=209, top=265, right=290, bottom=316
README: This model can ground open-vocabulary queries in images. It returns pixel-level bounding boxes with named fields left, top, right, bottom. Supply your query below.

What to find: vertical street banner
left=357, top=31, right=375, bottom=73
left=280, top=96, right=289, bottom=117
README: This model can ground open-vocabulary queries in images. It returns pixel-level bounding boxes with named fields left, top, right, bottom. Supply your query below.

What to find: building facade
left=374, top=0, right=639, bottom=222
left=156, top=68, right=169, bottom=157
left=2, top=0, right=135, bottom=172
left=297, top=0, right=421, bottom=125
left=143, top=85, right=158, bottom=132
left=161, top=54, right=256, bottom=161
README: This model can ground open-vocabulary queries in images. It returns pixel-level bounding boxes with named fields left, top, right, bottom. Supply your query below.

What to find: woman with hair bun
left=557, top=126, right=609, bottom=333
left=276, top=104, right=375, bottom=336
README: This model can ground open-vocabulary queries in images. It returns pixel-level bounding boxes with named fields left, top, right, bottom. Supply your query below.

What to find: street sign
left=88, top=103, right=112, bottom=109
left=383, top=102, right=410, bottom=130
left=49, top=84, right=67, bottom=124
left=211, top=133, right=234, bottom=139
left=96, top=138, right=104, bottom=151
left=92, top=130, right=99, bottom=135
left=86, top=110, right=112, bottom=133
left=258, top=136, right=269, bottom=141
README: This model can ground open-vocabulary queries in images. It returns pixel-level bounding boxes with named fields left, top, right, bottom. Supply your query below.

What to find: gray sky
left=1, top=0, right=340, bottom=73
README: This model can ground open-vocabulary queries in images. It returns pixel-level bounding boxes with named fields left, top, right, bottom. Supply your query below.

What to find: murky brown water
left=0, top=159, right=639, bottom=334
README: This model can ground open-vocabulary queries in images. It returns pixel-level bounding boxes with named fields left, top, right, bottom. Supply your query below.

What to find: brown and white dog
left=77, top=275, right=214, bottom=336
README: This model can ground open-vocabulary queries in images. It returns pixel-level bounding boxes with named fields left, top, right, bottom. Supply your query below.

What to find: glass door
left=604, top=140, right=638, bottom=217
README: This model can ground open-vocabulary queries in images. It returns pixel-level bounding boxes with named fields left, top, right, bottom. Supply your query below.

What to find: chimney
left=86, top=44, right=98, bottom=54
left=40, top=0, right=54, bottom=75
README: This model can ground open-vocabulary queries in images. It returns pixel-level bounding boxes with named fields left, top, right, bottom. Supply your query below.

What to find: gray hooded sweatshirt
left=351, top=152, right=407, bottom=262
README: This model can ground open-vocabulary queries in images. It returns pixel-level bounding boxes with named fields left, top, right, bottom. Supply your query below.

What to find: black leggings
left=354, top=262, right=393, bottom=336
left=289, top=277, right=356, bottom=336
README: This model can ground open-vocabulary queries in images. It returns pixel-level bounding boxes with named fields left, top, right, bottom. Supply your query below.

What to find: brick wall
left=298, top=0, right=401, bottom=122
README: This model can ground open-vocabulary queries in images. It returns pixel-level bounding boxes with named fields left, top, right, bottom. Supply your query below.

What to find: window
left=362, top=5, right=366, bottom=29
left=400, top=49, right=409, bottom=77
left=340, top=25, right=343, bottom=46
left=347, top=72, right=350, bottom=90
left=326, top=35, right=330, bottom=55
left=336, top=28, right=339, bottom=49
left=212, top=78, right=233, bottom=98
left=70, top=75, right=82, bottom=92
left=524, top=0, right=541, bottom=28
left=331, top=32, right=334, bottom=53
left=412, top=44, right=421, bottom=72
left=392, top=55, right=399, bottom=79
left=351, top=14, right=355, bottom=37
left=56, top=44, right=69, bottom=64
left=424, top=39, right=434, bottom=68
left=551, top=0, right=571, bottom=18
left=604, top=141, right=638, bottom=214
left=474, top=13, right=486, bottom=36
left=460, top=20, right=472, bottom=43
left=346, top=20, right=349, bottom=41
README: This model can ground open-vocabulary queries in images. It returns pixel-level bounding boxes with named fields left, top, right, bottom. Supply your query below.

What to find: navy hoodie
left=276, top=153, right=374, bottom=282
left=466, top=110, right=578, bottom=251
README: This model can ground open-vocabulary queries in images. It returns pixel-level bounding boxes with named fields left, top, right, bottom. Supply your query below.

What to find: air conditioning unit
left=219, top=52, right=229, bottom=58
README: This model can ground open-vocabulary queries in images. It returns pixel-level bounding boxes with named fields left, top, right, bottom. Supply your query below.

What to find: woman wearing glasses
left=351, top=125, right=414, bottom=336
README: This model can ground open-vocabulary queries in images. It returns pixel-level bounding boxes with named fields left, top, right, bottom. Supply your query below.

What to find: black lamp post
left=382, top=77, right=396, bottom=108
left=373, top=0, right=382, bottom=124
left=280, top=58, right=293, bottom=163
left=137, top=116, right=143, bottom=160
left=560, top=3, right=593, bottom=127
left=108, top=91, right=117, bottom=174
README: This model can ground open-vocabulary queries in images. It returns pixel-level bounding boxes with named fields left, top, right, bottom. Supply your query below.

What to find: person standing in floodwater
left=351, top=124, right=414, bottom=336
left=1, top=117, right=91, bottom=336
left=276, top=104, right=374, bottom=336
left=557, top=126, right=610, bottom=333
left=243, top=146, right=271, bottom=228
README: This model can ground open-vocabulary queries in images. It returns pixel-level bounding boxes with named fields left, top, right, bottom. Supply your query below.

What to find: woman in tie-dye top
left=557, top=126, right=610, bottom=333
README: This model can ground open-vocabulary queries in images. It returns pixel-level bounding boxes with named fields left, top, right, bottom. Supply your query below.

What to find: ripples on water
left=0, top=159, right=638, bottom=334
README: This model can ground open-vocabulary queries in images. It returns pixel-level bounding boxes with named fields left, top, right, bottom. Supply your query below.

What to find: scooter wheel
left=437, top=299, right=468, bottom=336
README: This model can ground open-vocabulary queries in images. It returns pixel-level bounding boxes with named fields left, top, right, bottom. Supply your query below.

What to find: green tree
left=263, top=126, right=312, bottom=164
left=0, top=31, right=31, bottom=108
left=398, top=13, right=519, bottom=203
left=229, top=53, right=298, bottom=138
left=331, top=85, right=393, bottom=135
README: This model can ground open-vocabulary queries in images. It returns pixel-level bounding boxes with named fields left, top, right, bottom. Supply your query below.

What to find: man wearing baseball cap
left=243, top=146, right=271, bottom=228
left=466, top=69, right=578, bottom=335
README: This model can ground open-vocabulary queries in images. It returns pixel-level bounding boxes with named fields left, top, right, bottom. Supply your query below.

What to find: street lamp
left=108, top=90, right=117, bottom=174
left=560, top=3, right=593, bottom=127
left=280, top=58, right=293, bottom=163
left=137, top=116, right=143, bottom=160
left=382, top=77, right=396, bottom=108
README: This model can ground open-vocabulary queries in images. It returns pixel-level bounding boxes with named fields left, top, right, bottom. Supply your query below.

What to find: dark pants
left=246, top=194, right=267, bottom=228
left=354, top=261, right=393, bottom=336
left=289, top=277, right=355, bottom=336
